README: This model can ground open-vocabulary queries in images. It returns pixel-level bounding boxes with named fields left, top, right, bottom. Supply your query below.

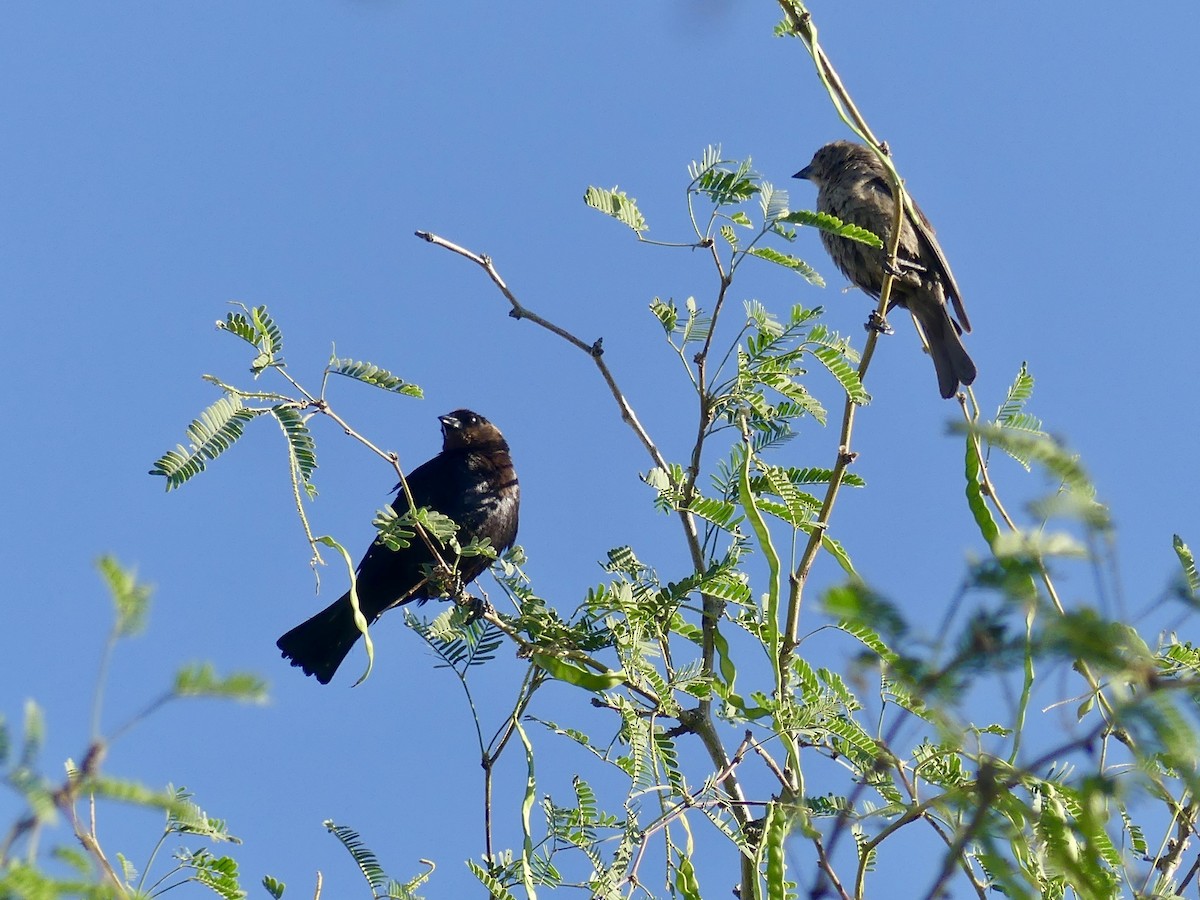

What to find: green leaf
left=466, top=860, right=517, bottom=900
left=962, top=422, right=1092, bottom=492
left=261, top=875, right=285, bottom=899
left=995, top=362, right=1036, bottom=426
left=328, top=356, right=423, bottom=397
left=325, top=821, right=388, bottom=891
left=759, top=182, right=789, bottom=223
left=1174, top=534, right=1198, bottom=603
left=217, top=303, right=285, bottom=375
left=778, top=209, right=884, bottom=248
left=746, top=246, right=825, bottom=287
left=20, top=699, right=45, bottom=768
left=271, top=406, right=317, bottom=488
left=649, top=297, right=678, bottom=334
left=97, top=555, right=152, bottom=638
left=150, top=395, right=263, bottom=490
left=679, top=296, right=711, bottom=346
left=173, top=663, right=268, bottom=704
left=177, top=849, right=245, bottom=900
left=584, top=186, right=648, bottom=234
left=687, top=145, right=724, bottom=182
left=694, top=161, right=757, bottom=206
left=810, top=344, right=869, bottom=404
left=167, top=787, right=240, bottom=843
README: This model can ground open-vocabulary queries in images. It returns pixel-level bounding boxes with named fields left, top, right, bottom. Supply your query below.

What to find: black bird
left=794, top=140, right=976, bottom=398
left=277, top=409, right=519, bottom=683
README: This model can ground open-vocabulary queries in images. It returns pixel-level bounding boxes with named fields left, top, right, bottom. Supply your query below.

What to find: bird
left=794, top=140, right=976, bottom=398
left=277, top=409, right=519, bottom=684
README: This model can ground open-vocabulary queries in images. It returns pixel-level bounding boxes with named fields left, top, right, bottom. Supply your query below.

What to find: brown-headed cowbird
left=277, top=409, right=519, bottom=683
left=794, top=140, right=976, bottom=398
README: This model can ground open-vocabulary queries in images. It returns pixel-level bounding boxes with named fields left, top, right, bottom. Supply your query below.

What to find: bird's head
left=793, top=140, right=875, bottom=187
left=439, top=409, right=508, bottom=451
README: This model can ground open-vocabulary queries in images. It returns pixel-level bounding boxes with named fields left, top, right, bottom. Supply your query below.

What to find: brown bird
left=794, top=140, right=976, bottom=398
left=277, top=409, right=519, bottom=683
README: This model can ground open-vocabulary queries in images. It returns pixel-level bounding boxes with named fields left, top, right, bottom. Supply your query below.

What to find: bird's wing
left=862, top=175, right=970, bottom=333
left=906, top=198, right=971, bottom=333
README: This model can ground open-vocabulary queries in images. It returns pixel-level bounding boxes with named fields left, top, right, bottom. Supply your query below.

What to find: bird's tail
left=276, top=593, right=367, bottom=685
left=914, top=304, right=977, bottom=399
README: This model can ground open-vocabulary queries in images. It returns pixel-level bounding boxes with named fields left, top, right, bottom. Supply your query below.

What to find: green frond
left=778, top=209, right=884, bottom=248
left=82, top=776, right=189, bottom=817
left=261, top=876, right=285, bottom=899
left=746, top=246, right=825, bottom=287
left=825, top=717, right=884, bottom=767
left=694, top=160, right=757, bottom=206
left=176, top=849, right=245, bottom=900
left=679, top=296, right=711, bottom=345
left=758, top=182, right=789, bottom=223
left=149, top=395, right=263, bottom=491
left=173, top=663, right=268, bottom=704
left=964, top=423, right=1092, bottom=492
left=97, top=555, right=151, bottom=638
left=811, top=529, right=857, bottom=577
left=825, top=608, right=900, bottom=667
left=687, top=495, right=740, bottom=529
left=217, top=302, right=284, bottom=375
left=466, top=860, right=518, bottom=900
left=810, top=345, right=869, bottom=404
left=1174, top=534, right=1198, bottom=603
left=995, top=362, right=1036, bottom=425
left=649, top=297, right=678, bottom=334
left=407, top=612, right=501, bottom=672
left=20, top=699, right=44, bottom=769
left=719, top=223, right=739, bottom=250
left=775, top=465, right=865, bottom=488
left=584, top=186, right=648, bottom=234
left=744, top=299, right=783, bottom=337
left=688, top=146, right=724, bottom=182
left=328, top=357, right=423, bottom=397
left=372, top=506, right=416, bottom=551
left=653, top=730, right=685, bottom=792
left=325, top=820, right=389, bottom=891
left=56, top=847, right=95, bottom=878
left=167, top=787, right=239, bottom=843
left=753, top=464, right=821, bottom=523
left=687, top=145, right=723, bottom=182
left=271, top=405, right=317, bottom=487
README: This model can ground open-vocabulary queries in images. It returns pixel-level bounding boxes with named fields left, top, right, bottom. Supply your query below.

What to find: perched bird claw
left=461, top=594, right=490, bottom=624
left=866, top=310, right=894, bottom=335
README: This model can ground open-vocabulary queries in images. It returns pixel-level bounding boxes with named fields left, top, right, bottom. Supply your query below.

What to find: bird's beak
left=439, top=414, right=461, bottom=432
left=793, top=164, right=813, bottom=181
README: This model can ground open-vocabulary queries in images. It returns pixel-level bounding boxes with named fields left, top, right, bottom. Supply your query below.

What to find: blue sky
left=2, top=2, right=1198, bottom=897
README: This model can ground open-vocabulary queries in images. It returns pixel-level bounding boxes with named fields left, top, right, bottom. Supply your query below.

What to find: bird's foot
left=460, top=593, right=490, bottom=624
left=881, top=256, right=925, bottom=278
left=865, top=310, right=893, bottom=335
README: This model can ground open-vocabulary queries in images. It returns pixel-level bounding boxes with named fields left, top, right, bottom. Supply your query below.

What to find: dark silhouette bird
left=794, top=140, right=976, bottom=398
left=277, top=409, right=519, bottom=683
